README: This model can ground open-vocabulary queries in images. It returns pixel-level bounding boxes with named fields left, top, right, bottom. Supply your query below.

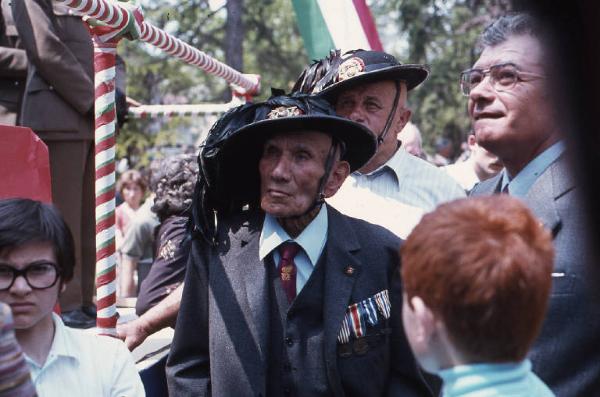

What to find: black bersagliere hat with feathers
left=193, top=93, right=376, bottom=243
left=293, top=49, right=429, bottom=99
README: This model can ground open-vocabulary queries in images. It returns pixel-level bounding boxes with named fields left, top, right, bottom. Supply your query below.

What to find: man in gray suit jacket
left=464, top=13, right=600, bottom=396
left=12, top=0, right=96, bottom=327
left=166, top=95, right=431, bottom=397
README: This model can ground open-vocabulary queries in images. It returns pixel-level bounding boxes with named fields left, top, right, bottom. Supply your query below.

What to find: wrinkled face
left=335, top=80, right=410, bottom=172
left=259, top=131, right=332, bottom=218
left=122, top=184, right=144, bottom=209
left=468, top=34, right=557, bottom=167
left=0, top=241, right=63, bottom=331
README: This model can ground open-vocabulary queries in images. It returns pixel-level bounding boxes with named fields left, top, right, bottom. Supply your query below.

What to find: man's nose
left=344, top=104, right=365, bottom=124
left=469, top=78, right=495, bottom=115
left=270, top=155, right=291, bottom=181
left=469, top=75, right=496, bottom=102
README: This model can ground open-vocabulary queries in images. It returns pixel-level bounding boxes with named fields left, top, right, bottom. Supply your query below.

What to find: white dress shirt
left=25, top=314, right=145, bottom=397
left=328, top=149, right=465, bottom=238
left=259, top=204, right=328, bottom=294
left=443, top=159, right=480, bottom=192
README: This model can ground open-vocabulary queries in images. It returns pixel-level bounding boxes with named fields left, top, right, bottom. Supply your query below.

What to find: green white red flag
left=292, top=0, right=383, bottom=61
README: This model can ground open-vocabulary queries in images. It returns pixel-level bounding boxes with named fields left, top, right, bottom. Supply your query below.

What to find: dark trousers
left=45, top=139, right=96, bottom=310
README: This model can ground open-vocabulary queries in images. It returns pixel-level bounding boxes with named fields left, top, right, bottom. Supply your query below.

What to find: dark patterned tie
left=277, top=242, right=301, bottom=303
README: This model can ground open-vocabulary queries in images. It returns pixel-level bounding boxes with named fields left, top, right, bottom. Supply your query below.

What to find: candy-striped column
left=93, top=37, right=119, bottom=336
left=55, top=0, right=260, bottom=94
left=139, top=23, right=259, bottom=94
left=127, top=97, right=245, bottom=119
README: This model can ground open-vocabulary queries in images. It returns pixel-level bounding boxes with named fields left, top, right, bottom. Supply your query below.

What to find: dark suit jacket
left=12, top=0, right=93, bottom=139
left=0, top=0, right=27, bottom=124
left=471, top=154, right=600, bottom=396
left=166, top=205, right=431, bottom=397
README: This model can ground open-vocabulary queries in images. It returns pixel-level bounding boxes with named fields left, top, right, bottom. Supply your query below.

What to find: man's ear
left=60, top=281, right=67, bottom=294
left=323, top=160, right=350, bottom=198
left=394, top=107, right=412, bottom=137
left=409, top=296, right=436, bottom=348
left=467, top=134, right=477, bottom=148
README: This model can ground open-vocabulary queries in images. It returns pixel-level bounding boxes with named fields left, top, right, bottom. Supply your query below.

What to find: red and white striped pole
left=55, top=0, right=260, bottom=94
left=53, top=0, right=261, bottom=335
left=92, top=37, right=119, bottom=335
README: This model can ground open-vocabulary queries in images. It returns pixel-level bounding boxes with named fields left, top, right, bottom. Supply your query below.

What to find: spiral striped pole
left=93, top=37, right=119, bottom=336
left=54, top=0, right=260, bottom=94
left=127, top=96, right=245, bottom=119
left=53, top=0, right=260, bottom=336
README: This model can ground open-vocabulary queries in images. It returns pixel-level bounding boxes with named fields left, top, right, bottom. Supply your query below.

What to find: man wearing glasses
left=0, top=198, right=144, bottom=396
left=464, top=13, right=599, bottom=396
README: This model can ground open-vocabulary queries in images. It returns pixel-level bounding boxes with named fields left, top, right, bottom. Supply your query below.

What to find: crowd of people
left=1, top=2, right=598, bottom=397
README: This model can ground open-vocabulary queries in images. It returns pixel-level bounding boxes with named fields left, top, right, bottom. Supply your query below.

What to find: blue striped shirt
left=344, top=149, right=465, bottom=212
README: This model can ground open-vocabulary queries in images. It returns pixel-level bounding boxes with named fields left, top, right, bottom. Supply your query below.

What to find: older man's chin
left=261, top=199, right=300, bottom=218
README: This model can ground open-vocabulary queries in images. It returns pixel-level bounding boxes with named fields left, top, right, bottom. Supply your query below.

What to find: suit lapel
left=223, top=213, right=270, bottom=381
left=470, top=172, right=503, bottom=196
left=525, top=155, right=573, bottom=236
left=322, top=206, right=361, bottom=393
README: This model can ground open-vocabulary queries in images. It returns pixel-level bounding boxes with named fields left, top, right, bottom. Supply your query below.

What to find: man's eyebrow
left=364, top=95, right=382, bottom=103
left=293, top=142, right=314, bottom=152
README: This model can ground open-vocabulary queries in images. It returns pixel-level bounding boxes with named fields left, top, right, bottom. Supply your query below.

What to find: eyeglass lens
left=461, top=63, right=519, bottom=95
left=0, top=263, right=59, bottom=290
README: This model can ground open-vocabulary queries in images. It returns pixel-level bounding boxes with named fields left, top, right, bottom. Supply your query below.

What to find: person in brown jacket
left=0, top=0, right=27, bottom=125
left=11, top=0, right=96, bottom=327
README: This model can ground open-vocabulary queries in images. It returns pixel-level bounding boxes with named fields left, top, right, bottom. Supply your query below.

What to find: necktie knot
left=279, top=242, right=301, bottom=262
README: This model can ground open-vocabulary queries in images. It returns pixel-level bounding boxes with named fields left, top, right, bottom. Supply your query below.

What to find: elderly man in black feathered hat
left=166, top=94, right=432, bottom=397
left=293, top=50, right=465, bottom=238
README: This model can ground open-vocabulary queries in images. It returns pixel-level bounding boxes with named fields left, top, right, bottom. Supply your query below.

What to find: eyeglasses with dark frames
left=459, top=62, right=545, bottom=96
left=0, top=262, right=61, bottom=291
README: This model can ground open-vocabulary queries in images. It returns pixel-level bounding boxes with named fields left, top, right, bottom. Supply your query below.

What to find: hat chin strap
left=285, top=139, right=341, bottom=220
left=376, top=80, right=401, bottom=146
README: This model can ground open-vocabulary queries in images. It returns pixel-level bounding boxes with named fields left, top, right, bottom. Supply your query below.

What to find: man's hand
left=117, top=283, right=184, bottom=351
left=117, top=318, right=150, bottom=351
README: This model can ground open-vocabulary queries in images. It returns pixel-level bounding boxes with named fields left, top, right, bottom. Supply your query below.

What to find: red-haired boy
left=401, top=196, right=555, bottom=396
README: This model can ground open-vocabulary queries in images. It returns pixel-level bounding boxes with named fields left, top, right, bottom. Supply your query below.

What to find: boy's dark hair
left=0, top=198, right=75, bottom=282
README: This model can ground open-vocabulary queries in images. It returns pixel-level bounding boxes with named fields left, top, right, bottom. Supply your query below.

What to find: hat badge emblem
left=337, top=57, right=365, bottom=82
left=267, top=106, right=304, bottom=119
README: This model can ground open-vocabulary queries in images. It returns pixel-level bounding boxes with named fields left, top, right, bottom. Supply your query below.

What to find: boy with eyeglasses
left=0, top=198, right=144, bottom=396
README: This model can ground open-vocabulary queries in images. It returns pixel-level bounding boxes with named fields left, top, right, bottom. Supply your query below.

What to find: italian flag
left=292, top=0, right=384, bottom=61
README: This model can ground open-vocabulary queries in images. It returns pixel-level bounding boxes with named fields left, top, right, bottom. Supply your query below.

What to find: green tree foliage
left=116, top=0, right=307, bottom=167
left=370, top=0, right=512, bottom=156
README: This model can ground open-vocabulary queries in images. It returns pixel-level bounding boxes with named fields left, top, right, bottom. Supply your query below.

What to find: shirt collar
left=25, top=313, right=78, bottom=369
left=501, top=141, right=565, bottom=197
left=438, top=360, right=532, bottom=395
left=259, top=205, right=328, bottom=265
left=353, top=148, right=403, bottom=186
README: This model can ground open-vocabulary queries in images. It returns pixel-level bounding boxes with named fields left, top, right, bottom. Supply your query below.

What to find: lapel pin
left=344, top=266, right=355, bottom=276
